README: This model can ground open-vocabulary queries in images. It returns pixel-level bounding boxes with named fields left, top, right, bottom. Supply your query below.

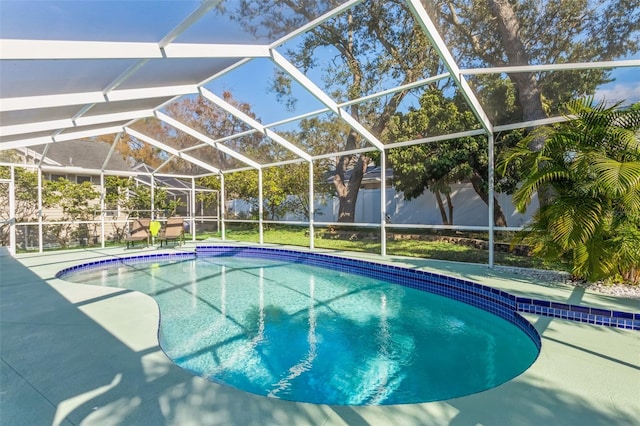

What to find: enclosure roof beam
left=159, top=0, right=223, bottom=47
left=192, top=128, right=259, bottom=146
left=264, top=108, right=332, bottom=129
left=101, top=132, right=123, bottom=171
left=311, top=146, right=378, bottom=161
left=493, top=115, right=574, bottom=132
left=107, top=85, right=200, bottom=102
left=12, top=163, right=142, bottom=177
left=406, top=0, right=493, bottom=133
left=155, top=111, right=261, bottom=169
left=0, top=123, right=128, bottom=150
left=461, top=60, right=640, bottom=75
left=220, top=166, right=255, bottom=174
left=0, top=84, right=199, bottom=112
left=0, top=110, right=156, bottom=139
left=1, top=92, right=103, bottom=112
left=270, top=49, right=386, bottom=152
left=125, top=127, right=221, bottom=175
left=1, top=119, right=74, bottom=138
left=55, top=125, right=127, bottom=142
left=337, top=73, right=451, bottom=108
left=261, top=158, right=308, bottom=169
left=199, top=87, right=312, bottom=162
left=164, top=44, right=271, bottom=59
left=1, top=136, right=53, bottom=150
left=385, top=129, right=487, bottom=150
left=269, top=0, right=365, bottom=49
left=0, top=39, right=271, bottom=60
left=74, top=110, right=154, bottom=127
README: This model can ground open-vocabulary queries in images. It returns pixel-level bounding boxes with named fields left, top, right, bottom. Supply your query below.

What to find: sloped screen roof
left=1, top=0, right=639, bottom=176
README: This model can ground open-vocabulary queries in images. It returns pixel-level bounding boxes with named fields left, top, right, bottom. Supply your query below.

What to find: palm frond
left=591, top=158, right=640, bottom=196
left=512, top=167, right=572, bottom=211
left=620, top=187, right=640, bottom=213
left=543, top=197, right=602, bottom=249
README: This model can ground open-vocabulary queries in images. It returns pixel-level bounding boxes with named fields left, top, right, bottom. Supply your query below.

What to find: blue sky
left=595, top=65, right=640, bottom=105
left=0, top=0, right=262, bottom=43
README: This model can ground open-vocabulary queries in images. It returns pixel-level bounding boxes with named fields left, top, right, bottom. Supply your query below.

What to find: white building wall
left=312, top=183, right=538, bottom=227
left=228, top=183, right=538, bottom=227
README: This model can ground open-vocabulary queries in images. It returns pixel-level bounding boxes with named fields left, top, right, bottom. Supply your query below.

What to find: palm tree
left=499, top=98, right=640, bottom=283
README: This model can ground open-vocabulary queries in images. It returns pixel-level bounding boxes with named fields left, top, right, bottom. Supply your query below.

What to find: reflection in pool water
left=61, top=255, right=539, bottom=405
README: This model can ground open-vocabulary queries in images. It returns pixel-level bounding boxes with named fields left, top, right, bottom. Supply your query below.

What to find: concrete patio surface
left=1, top=243, right=639, bottom=425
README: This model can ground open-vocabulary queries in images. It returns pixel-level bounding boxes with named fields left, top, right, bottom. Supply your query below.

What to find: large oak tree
left=224, top=0, right=442, bottom=222
left=428, top=0, right=639, bottom=125
left=222, top=0, right=639, bottom=220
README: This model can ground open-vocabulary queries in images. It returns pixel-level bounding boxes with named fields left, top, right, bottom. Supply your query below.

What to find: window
left=76, top=175, right=92, bottom=184
left=50, top=174, right=66, bottom=181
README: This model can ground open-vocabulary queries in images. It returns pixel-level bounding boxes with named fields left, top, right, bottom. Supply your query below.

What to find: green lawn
left=200, top=227, right=569, bottom=271
left=15, top=226, right=565, bottom=271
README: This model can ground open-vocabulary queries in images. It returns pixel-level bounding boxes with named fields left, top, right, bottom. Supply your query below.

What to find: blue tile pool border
left=55, top=252, right=196, bottom=279
left=55, top=246, right=639, bottom=333
left=196, top=246, right=640, bottom=332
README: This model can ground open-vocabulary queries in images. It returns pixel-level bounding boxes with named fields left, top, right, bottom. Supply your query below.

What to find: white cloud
left=594, top=83, right=640, bottom=106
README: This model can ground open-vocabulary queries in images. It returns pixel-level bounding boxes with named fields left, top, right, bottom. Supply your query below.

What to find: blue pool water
left=61, top=255, right=539, bottom=405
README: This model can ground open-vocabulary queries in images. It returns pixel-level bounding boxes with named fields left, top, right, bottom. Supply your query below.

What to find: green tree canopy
left=0, top=167, right=56, bottom=224
left=429, top=0, right=640, bottom=125
left=226, top=0, right=442, bottom=222
left=222, top=0, right=639, bottom=221
left=46, top=178, right=100, bottom=221
left=387, top=88, right=522, bottom=225
left=222, top=162, right=324, bottom=221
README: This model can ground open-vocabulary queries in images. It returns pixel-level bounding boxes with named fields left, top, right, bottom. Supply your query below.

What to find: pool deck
left=1, top=242, right=639, bottom=426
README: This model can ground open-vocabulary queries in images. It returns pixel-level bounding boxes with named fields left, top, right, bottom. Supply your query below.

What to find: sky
left=594, top=65, right=640, bottom=106
left=0, top=0, right=638, bottom=128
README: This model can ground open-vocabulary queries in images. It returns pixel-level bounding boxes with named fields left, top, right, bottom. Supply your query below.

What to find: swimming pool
left=58, top=247, right=541, bottom=405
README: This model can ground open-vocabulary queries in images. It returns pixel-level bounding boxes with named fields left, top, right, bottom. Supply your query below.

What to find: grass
left=202, top=226, right=570, bottom=271
left=15, top=226, right=567, bottom=271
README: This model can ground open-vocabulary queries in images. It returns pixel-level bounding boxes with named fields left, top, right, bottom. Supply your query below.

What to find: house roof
left=132, top=163, right=210, bottom=193
left=27, top=140, right=131, bottom=172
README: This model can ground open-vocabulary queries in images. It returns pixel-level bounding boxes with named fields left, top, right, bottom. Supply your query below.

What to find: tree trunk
left=488, top=0, right=552, bottom=206
left=487, top=0, right=546, bottom=123
left=445, top=191, right=454, bottom=225
left=434, top=189, right=451, bottom=225
left=331, top=7, right=422, bottom=223
left=334, top=131, right=369, bottom=223
left=337, top=191, right=356, bottom=222
left=469, top=172, right=508, bottom=227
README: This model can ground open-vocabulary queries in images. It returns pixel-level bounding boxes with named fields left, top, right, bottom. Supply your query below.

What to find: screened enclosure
left=1, top=0, right=639, bottom=266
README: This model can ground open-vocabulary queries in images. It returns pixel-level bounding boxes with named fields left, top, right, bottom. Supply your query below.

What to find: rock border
left=494, top=265, right=640, bottom=299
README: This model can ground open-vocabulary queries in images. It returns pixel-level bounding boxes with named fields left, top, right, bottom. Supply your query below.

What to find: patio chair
left=159, top=217, right=184, bottom=247
left=125, top=218, right=150, bottom=249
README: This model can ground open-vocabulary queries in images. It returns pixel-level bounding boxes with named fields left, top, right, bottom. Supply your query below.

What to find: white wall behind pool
left=226, top=183, right=538, bottom=227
